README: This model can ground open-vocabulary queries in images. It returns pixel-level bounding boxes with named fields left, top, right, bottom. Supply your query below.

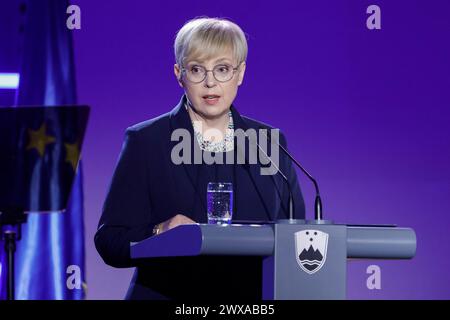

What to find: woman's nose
left=204, top=70, right=217, bottom=88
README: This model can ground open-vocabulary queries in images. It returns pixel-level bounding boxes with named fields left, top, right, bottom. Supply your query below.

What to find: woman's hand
left=157, top=214, right=196, bottom=234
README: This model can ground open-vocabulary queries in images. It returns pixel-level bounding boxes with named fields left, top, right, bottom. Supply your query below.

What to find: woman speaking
left=95, top=17, right=305, bottom=300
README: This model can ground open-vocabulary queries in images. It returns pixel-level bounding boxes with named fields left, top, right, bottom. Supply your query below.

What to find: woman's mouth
left=202, top=95, right=220, bottom=105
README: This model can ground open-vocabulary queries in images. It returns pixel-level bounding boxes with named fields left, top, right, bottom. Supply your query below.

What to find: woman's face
left=174, top=48, right=246, bottom=120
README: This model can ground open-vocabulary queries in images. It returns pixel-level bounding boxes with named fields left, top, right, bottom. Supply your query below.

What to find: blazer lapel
left=168, top=95, right=205, bottom=213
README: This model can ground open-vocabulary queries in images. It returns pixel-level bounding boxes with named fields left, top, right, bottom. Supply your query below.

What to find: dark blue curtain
left=0, top=0, right=86, bottom=299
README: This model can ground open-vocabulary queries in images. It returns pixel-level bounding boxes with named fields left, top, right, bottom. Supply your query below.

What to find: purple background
left=5, top=0, right=448, bottom=299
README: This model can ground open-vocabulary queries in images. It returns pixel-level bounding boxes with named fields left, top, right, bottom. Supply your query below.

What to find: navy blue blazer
left=95, top=95, right=305, bottom=299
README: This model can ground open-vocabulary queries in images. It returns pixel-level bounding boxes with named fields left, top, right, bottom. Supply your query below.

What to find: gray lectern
left=130, top=220, right=416, bottom=299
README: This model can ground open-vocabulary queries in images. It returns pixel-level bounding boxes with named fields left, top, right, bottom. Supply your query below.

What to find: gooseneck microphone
left=243, top=132, right=296, bottom=221
left=259, top=129, right=323, bottom=221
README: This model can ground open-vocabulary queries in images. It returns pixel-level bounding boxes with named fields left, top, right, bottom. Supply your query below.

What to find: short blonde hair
left=174, top=17, right=248, bottom=67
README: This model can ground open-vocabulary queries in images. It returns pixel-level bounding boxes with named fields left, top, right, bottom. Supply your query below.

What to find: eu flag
left=0, top=0, right=86, bottom=299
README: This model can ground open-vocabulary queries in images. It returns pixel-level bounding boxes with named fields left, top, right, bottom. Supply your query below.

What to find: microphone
left=259, top=128, right=323, bottom=221
left=242, top=131, right=295, bottom=221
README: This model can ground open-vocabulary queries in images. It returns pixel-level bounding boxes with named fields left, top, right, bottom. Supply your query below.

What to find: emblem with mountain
left=295, top=229, right=329, bottom=274
left=299, top=245, right=324, bottom=271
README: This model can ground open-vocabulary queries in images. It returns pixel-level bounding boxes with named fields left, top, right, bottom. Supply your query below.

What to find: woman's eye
left=217, top=66, right=230, bottom=73
left=191, top=66, right=202, bottom=73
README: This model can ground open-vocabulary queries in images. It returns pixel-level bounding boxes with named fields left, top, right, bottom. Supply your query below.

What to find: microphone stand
left=254, top=139, right=295, bottom=220
left=0, top=207, right=26, bottom=300
left=260, top=129, right=323, bottom=221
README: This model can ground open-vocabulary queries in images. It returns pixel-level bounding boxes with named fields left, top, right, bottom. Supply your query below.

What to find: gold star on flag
left=65, top=141, right=80, bottom=171
left=26, top=123, right=56, bottom=157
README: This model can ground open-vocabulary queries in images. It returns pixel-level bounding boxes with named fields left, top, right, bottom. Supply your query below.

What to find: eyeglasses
left=181, top=63, right=241, bottom=83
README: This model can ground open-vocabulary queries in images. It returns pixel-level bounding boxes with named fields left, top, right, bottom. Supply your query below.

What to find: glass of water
left=207, top=182, right=233, bottom=225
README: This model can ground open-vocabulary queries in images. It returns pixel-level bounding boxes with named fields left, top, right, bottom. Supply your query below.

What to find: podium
left=130, top=220, right=416, bottom=299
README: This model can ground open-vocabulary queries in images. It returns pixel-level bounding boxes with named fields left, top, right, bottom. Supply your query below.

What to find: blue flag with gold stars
left=0, top=107, right=89, bottom=212
left=0, top=0, right=87, bottom=299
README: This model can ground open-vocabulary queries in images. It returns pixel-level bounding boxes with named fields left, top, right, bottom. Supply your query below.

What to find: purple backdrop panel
left=72, top=0, right=450, bottom=299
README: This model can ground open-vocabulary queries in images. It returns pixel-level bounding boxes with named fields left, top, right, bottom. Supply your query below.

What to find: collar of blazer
left=168, top=94, right=249, bottom=135
left=168, top=94, right=282, bottom=222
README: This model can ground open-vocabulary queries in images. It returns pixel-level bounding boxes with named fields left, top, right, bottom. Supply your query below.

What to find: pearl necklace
left=185, top=102, right=234, bottom=152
